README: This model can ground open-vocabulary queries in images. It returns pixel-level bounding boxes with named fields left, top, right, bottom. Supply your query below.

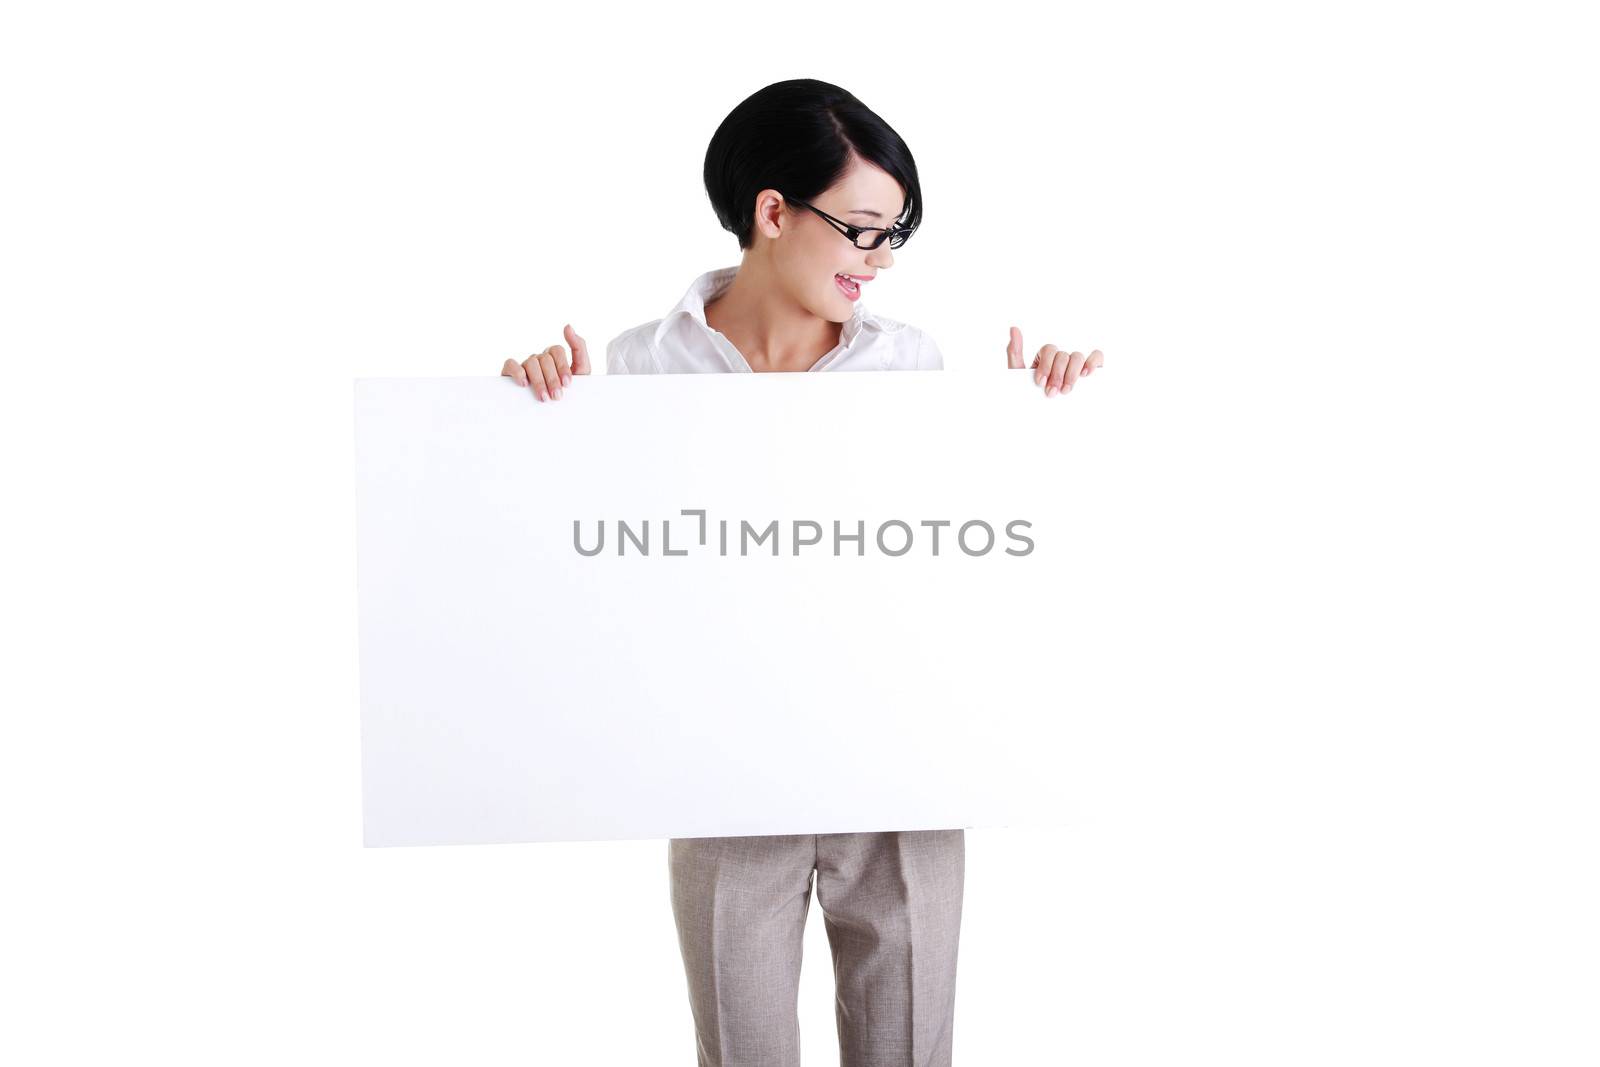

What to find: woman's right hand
left=501, top=323, right=591, bottom=402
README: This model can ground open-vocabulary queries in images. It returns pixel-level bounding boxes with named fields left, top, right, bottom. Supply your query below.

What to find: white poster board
left=355, top=371, right=1116, bottom=846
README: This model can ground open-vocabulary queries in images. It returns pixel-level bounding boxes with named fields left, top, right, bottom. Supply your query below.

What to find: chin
left=823, top=292, right=855, bottom=322
left=806, top=295, right=850, bottom=324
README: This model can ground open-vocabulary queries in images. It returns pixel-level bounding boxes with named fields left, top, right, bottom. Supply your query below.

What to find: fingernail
left=1046, top=385, right=1057, bottom=397
left=553, top=387, right=562, bottom=399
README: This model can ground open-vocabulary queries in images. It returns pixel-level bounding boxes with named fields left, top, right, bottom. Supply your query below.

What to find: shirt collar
left=652, top=265, right=884, bottom=349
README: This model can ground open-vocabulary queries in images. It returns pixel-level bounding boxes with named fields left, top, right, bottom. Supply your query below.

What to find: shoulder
left=863, top=308, right=912, bottom=335
left=605, top=321, right=664, bottom=375
left=865, top=312, right=942, bottom=370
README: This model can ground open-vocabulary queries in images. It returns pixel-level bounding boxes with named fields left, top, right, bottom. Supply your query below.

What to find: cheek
left=799, top=232, right=850, bottom=277
left=804, top=247, right=835, bottom=282
left=781, top=236, right=853, bottom=310
left=779, top=236, right=825, bottom=282
left=795, top=249, right=839, bottom=295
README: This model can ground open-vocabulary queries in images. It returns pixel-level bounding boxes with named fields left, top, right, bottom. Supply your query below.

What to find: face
left=757, top=156, right=906, bottom=323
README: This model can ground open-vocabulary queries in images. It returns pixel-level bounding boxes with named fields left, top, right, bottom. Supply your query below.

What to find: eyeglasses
left=781, top=193, right=915, bottom=250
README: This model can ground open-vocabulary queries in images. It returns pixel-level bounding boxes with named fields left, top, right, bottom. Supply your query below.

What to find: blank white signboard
left=355, top=371, right=1115, bottom=846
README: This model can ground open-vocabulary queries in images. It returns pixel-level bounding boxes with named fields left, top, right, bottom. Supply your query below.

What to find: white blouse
left=604, top=265, right=944, bottom=375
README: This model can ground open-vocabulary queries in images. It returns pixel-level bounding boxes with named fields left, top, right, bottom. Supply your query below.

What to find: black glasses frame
left=780, top=193, right=915, bottom=250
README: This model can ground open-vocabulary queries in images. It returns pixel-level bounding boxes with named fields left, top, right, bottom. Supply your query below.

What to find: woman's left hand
left=1006, top=325, right=1104, bottom=397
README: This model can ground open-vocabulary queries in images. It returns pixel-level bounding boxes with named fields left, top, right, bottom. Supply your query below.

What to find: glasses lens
left=855, top=226, right=910, bottom=250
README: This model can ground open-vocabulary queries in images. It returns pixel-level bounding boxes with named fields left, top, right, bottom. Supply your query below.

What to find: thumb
left=564, top=323, right=592, bottom=374
left=1006, top=325, right=1024, bottom=369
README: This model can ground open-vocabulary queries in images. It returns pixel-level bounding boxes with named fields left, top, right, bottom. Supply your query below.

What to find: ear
left=752, top=188, right=787, bottom=241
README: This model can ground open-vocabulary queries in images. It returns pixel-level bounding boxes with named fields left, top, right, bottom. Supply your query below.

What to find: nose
left=866, top=243, right=894, bottom=270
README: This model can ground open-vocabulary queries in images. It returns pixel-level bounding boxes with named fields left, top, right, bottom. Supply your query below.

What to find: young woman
left=501, top=79, right=1103, bottom=1067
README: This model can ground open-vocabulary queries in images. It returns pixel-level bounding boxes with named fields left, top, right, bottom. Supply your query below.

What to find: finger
left=539, top=350, right=563, bottom=400
left=1007, top=325, right=1025, bottom=369
left=1082, top=348, right=1104, bottom=375
left=1045, top=350, right=1070, bottom=396
left=1065, top=351, right=1086, bottom=391
left=522, top=355, right=550, bottom=402
left=1035, top=345, right=1059, bottom=388
left=565, top=324, right=591, bottom=378
left=502, top=358, right=528, bottom=386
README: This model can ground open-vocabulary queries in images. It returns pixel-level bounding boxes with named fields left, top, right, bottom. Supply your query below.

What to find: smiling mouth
left=834, top=273, right=869, bottom=298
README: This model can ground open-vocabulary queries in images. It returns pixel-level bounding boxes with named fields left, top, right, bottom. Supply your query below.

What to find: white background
left=3, top=1, right=1597, bottom=1064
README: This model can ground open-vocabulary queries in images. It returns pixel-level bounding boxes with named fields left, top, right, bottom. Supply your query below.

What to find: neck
left=704, top=252, right=844, bottom=372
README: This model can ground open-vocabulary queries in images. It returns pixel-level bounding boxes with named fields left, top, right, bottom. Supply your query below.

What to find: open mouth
left=834, top=273, right=862, bottom=300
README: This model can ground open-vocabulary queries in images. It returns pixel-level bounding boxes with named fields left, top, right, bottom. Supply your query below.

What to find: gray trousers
left=668, top=829, right=966, bottom=1067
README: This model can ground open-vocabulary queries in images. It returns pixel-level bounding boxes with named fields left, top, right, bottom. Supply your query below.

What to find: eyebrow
left=847, top=210, right=885, bottom=220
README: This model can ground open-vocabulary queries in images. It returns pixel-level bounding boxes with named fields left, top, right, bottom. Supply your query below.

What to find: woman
left=501, top=79, right=1103, bottom=1067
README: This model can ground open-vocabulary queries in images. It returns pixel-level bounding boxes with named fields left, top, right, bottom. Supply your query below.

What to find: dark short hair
left=703, top=79, right=924, bottom=250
